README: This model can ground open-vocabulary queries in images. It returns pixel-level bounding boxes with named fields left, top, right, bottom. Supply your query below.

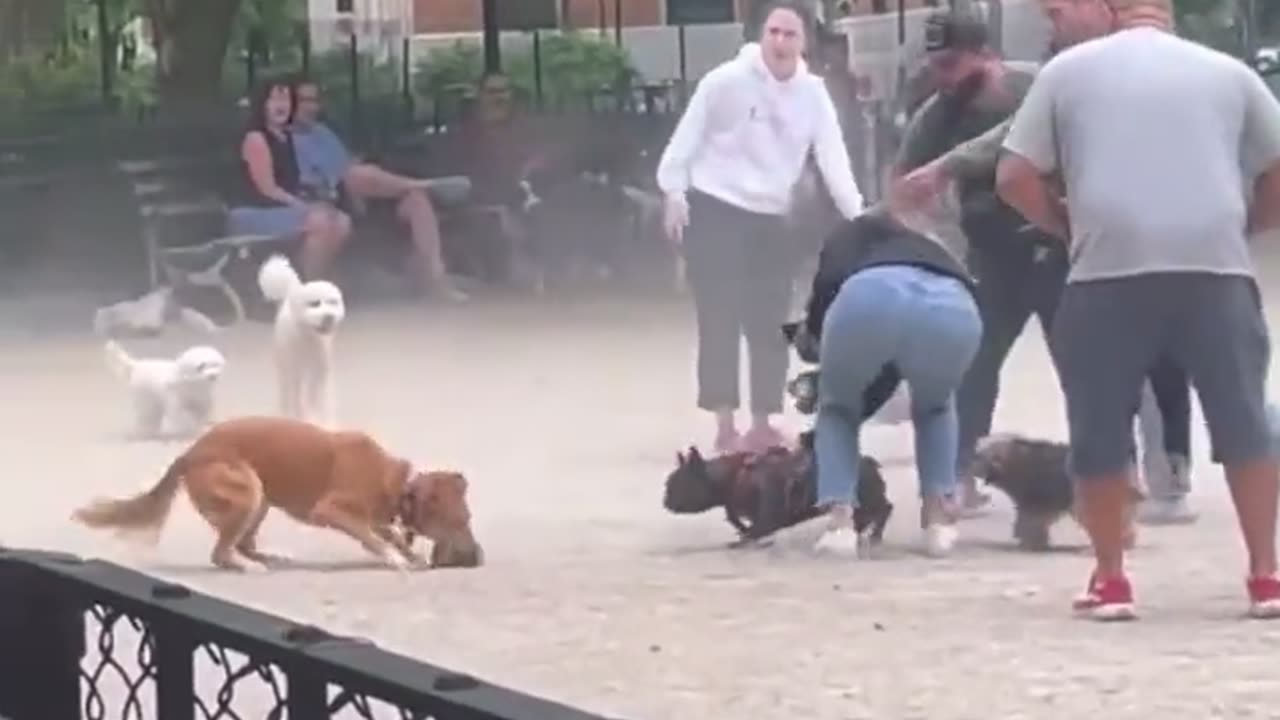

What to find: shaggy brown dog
left=972, top=433, right=1140, bottom=552
left=73, top=416, right=482, bottom=571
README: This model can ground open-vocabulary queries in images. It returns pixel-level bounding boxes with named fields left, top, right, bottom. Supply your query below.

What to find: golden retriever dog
left=73, top=416, right=482, bottom=572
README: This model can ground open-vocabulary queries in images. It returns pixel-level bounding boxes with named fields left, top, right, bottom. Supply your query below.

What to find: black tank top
left=235, top=127, right=301, bottom=207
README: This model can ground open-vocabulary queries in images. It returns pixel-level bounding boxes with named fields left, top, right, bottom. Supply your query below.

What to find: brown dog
left=73, top=416, right=483, bottom=572
left=972, top=433, right=1141, bottom=551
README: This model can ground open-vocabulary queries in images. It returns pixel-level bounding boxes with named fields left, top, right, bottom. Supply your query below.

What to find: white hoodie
left=656, top=43, right=864, bottom=220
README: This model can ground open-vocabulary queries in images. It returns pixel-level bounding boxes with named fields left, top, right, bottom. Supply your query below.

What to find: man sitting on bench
left=290, top=76, right=466, bottom=301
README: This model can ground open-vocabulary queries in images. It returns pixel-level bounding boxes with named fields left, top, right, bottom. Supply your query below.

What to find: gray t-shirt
left=1003, top=27, right=1280, bottom=283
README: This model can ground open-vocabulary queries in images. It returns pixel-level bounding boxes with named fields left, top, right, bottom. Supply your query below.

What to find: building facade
left=411, top=0, right=940, bottom=35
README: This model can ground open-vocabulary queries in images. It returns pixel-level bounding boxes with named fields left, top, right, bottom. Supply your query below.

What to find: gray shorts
left=1051, top=272, right=1271, bottom=477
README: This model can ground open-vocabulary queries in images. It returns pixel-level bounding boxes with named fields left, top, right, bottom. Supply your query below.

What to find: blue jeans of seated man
left=816, top=265, right=983, bottom=507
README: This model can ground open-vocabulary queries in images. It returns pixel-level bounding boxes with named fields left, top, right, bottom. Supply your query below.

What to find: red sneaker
left=1246, top=576, right=1280, bottom=619
left=1072, top=574, right=1137, bottom=621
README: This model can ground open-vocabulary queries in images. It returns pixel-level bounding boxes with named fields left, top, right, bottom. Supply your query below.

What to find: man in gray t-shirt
left=895, top=0, right=1202, bottom=526
left=890, top=11, right=1061, bottom=514
left=997, top=0, right=1280, bottom=621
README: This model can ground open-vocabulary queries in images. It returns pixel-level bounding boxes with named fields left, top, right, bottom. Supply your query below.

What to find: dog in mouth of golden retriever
left=72, top=416, right=482, bottom=572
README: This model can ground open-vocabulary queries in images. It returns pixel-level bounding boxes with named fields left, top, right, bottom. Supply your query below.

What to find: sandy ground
left=5, top=253, right=1280, bottom=719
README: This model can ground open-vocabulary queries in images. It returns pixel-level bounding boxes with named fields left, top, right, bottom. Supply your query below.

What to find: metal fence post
left=300, top=22, right=312, bottom=76
left=0, top=554, right=84, bottom=720
left=677, top=24, right=688, bottom=107
left=401, top=36, right=413, bottom=125
left=150, top=582, right=196, bottom=720
left=95, top=0, right=115, bottom=108
left=533, top=30, right=545, bottom=110
left=348, top=31, right=361, bottom=145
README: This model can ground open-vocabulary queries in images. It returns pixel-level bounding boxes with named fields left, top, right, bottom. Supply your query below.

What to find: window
left=496, top=0, right=557, bottom=30
left=667, top=0, right=735, bottom=25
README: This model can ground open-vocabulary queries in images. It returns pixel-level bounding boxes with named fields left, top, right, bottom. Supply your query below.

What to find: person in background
left=891, top=0, right=1200, bottom=527
left=890, top=11, right=1054, bottom=517
left=801, top=203, right=981, bottom=558
left=815, top=26, right=874, bottom=195
left=656, top=0, right=864, bottom=454
left=997, top=0, right=1280, bottom=620
left=454, top=72, right=550, bottom=286
left=227, top=77, right=350, bottom=280
left=290, top=77, right=465, bottom=301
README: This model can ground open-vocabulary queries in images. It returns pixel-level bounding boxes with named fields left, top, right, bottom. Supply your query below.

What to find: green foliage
left=1172, top=0, right=1222, bottom=19
left=305, top=46, right=407, bottom=136
left=1173, top=0, right=1242, bottom=55
left=0, top=37, right=156, bottom=132
left=1, top=0, right=636, bottom=135
left=416, top=31, right=635, bottom=111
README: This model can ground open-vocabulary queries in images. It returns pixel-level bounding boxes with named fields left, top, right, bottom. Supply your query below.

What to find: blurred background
left=0, top=0, right=1276, bottom=328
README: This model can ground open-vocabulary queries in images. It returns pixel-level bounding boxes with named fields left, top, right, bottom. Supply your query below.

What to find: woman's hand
left=663, top=193, right=690, bottom=244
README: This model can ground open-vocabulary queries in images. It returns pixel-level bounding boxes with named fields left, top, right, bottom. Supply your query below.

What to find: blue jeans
left=816, top=265, right=983, bottom=506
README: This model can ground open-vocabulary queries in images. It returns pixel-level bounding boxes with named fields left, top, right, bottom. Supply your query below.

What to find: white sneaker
left=814, top=527, right=861, bottom=558
left=923, top=524, right=959, bottom=558
left=1137, top=496, right=1198, bottom=526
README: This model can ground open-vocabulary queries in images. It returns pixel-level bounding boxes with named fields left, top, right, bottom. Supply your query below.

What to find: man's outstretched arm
left=941, top=116, right=1013, bottom=184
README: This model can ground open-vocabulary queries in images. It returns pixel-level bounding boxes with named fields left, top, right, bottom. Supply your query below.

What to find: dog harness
left=724, top=447, right=821, bottom=541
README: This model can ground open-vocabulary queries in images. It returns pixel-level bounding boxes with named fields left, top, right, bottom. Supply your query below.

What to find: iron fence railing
left=0, top=547, right=617, bottom=720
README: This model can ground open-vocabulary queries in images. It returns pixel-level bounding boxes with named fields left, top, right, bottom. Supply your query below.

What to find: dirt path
left=3, top=275, right=1279, bottom=719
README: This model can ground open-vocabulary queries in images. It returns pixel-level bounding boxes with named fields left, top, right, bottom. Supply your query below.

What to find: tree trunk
left=144, top=0, right=245, bottom=108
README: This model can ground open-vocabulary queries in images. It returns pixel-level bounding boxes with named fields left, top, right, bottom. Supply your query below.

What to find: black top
left=803, top=211, right=975, bottom=342
left=799, top=212, right=977, bottom=419
left=234, top=127, right=301, bottom=208
left=895, top=65, right=1040, bottom=258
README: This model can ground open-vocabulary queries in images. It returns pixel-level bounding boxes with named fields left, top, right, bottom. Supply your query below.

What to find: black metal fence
left=0, top=547, right=617, bottom=720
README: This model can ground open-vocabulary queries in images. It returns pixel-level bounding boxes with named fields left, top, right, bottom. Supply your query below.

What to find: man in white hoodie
left=657, top=0, right=865, bottom=454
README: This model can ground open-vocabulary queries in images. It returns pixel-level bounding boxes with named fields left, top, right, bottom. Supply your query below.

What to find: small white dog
left=93, top=286, right=221, bottom=337
left=257, top=254, right=345, bottom=427
left=105, top=340, right=226, bottom=439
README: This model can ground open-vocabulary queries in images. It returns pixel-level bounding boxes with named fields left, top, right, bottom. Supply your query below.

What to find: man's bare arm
left=1249, top=164, right=1280, bottom=235
left=939, top=117, right=1013, bottom=184
left=995, top=152, right=1069, bottom=240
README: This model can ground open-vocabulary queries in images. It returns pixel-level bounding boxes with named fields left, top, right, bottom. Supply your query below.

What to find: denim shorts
left=226, top=205, right=309, bottom=237
left=1052, top=272, right=1271, bottom=476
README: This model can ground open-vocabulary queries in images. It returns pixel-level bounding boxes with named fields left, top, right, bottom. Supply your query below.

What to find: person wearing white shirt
left=656, top=0, right=864, bottom=454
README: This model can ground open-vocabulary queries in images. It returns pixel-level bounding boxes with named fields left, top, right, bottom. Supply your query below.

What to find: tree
left=139, top=0, right=244, bottom=104
left=109, top=0, right=300, bottom=107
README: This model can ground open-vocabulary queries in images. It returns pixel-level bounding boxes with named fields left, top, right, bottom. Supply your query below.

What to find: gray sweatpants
left=683, top=190, right=794, bottom=415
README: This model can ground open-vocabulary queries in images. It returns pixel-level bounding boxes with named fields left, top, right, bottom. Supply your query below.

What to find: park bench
left=116, top=155, right=295, bottom=324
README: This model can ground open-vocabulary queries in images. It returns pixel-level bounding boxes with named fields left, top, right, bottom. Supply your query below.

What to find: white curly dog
left=105, top=340, right=226, bottom=439
left=257, top=254, right=345, bottom=428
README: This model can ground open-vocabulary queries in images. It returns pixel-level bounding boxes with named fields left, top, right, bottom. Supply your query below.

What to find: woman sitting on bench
left=226, top=76, right=350, bottom=280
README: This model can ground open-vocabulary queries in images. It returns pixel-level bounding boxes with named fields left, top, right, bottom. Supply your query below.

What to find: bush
left=0, top=44, right=157, bottom=133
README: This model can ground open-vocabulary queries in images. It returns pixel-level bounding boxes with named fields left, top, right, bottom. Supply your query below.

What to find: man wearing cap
left=890, top=10, right=1061, bottom=515
left=892, top=0, right=1201, bottom=528
left=997, top=0, right=1280, bottom=620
